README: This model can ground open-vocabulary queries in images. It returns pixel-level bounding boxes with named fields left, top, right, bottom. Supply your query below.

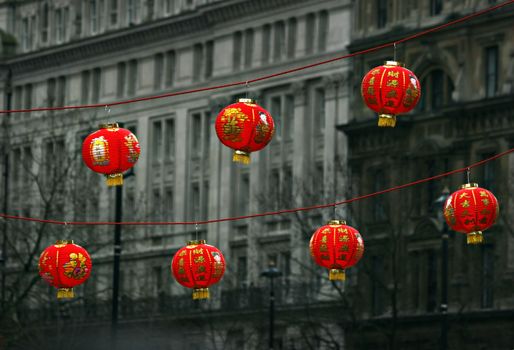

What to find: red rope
left=1, top=0, right=513, bottom=114
left=1, top=148, right=512, bottom=226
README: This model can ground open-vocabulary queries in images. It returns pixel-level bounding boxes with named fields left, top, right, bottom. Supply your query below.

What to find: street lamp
left=111, top=166, right=134, bottom=349
left=261, top=260, right=282, bottom=350
left=433, top=186, right=450, bottom=350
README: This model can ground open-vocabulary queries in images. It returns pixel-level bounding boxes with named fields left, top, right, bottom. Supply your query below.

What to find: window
left=372, top=168, right=387, bottom=221
left=202, top=180, right=209, bottom=219
left=47, top=78, right=56, bottom=107
left=314, top=88, right=325, bottom=134
left=273, top=21, right=285, bottom=62
left=81, top=71, right=90, bottom=104
left=317, top=11, right=328, bottom=52
left=191, top=113, right=202, bottom=156
left=205, top=40, right=214, bottom=79
left=270, top=96, right=282, bottom=141
left=244, top=29, right=254, bottom=68
left=371, top=255, right=384, bottom=316
left=154, top=53, right=164, bottom=90
left=481, top=152, right=496, bottom=192
left=284, top=95, right=294, bottom=141
left=430, top=0, right=443, bottom=16
left=481, top=245, right=494, bottom=308
left=419, top=69, right=454, bottom=111
left=262, top=24, right=271, bottom=64
left=425, top=159, right=437, bottom=213
left=237, top=256, right=247, bottom=286
left=117, top=62, right=126, bottom=97
left=305, top=13, right=315, bottom=54
left=313, top=162, right=323, bottom=195
left=110, top=0, right=118, bottom=25
left=165, top=119, right=175, bottom=161
left=233, top=31, right=242, bottom=71
left=90, top=0, right=98, bottom=33
left=426, top=251, right=437, bottom=312
left=203, top=112, right=211, bottom=158
left=164, top=187, right=174, bottom=221
left=92, top=68, right=101, bottom=103
left=21, top=18, right=29, bottom=51
left=24, top=84, right=32, bottom=109
left=152, top=120, right=163, bottom=163
left=237, top=173, right=250, bottom=216
left=41, top=4, right=49, bottom=42
left=165, top=50, right=176, bottom=87
left=165, top=0, right=174, bottom=14
left=151, top=187, right=162, bottom=220
left=128, top=59, right=138, bottom=96
left=193, top=43, right=203, bottom=82
left=190, top=183, right=200, bottom=221
left=14, top=86, right=22, bottom=110
left=57, top=76, right=66, bottom=106
left=75, top=2, right=83, bottom=36
left=485, top=46, right=499, bottom=97
left=377, top=0, right=387, bottom=29
left=270, top=169, right=280, bottom=209
left=283, top=166, right=293, bottom=206
left=127, top=0, right=139, bottom=24
left=147, top=0, right=155, bottom=19
left=99, top=0, right=105, bottom=29
left=56, top=8, right=68, bottom=42
left=152, top=266, right=163, bottom=297
left=287, top=18, right=296, bottom=59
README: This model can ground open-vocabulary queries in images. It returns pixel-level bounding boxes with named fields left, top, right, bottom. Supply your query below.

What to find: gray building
left=0, top=0, right=351, bottom=349
left=339, top=0, right=514, bottom=349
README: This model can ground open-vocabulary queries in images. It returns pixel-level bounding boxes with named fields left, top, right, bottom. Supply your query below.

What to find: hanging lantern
left=309, top=220, right=364, bottom=281
left=215, top=98, right=275, bottom=164
left=38, top=240, right=92, bottom=299
left=171, top=240, right=226, bottom=300
left=443, top=183, right=499, bottom=244
left=361, top=61, right=421, bottom=127
left=82, top=123, right=140, bottom=186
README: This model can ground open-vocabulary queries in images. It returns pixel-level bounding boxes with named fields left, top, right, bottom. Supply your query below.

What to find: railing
left=17, top=281, right=336, bottom=325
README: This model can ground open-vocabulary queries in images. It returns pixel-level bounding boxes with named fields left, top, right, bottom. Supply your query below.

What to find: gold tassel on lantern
left=233, top=150, right=250, bottom=165
left=378, top=114, right=397, bottom=127
left=467, top=231, right=484, bottom=245
left=57, top=288, right=74, bottom=299
left=106, top=173, right=123, bottom=186
left=192, top=288, right=210, bottom=300
left=328, top=269, right=345, bottom=281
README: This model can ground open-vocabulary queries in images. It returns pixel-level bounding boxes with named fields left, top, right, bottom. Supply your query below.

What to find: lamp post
left=433, top=187, right=450, bottom=350
left=111, top=166, right=134, bottom=349
left=261, top=261, right=282, bottom=350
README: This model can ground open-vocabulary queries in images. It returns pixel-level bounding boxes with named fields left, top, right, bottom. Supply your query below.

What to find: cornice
left=348, top=8, right=514, bottom=53
left=3, top=0, right=311, bottom=75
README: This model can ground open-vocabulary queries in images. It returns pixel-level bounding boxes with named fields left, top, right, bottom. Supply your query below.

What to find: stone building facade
left=0, top=0, right=352, bottom=349
left=339, top=0, right=514, bottom=349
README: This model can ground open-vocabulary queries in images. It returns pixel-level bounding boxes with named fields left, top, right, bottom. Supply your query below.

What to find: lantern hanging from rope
left=215, top=98, right=275, bottom=164
left=171, top=240, right=226, bottom=300
left=38, top=240, right=92, bottom=299
left=443, top=183, right=499, bottom=244
left=361, top=61, right=421, bottom=127
left=82, top=123, right=140, bottom=186
left=309, top=220, right=364, bottom=281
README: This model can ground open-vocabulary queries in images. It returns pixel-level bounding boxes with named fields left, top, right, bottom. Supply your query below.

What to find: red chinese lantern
left=361, top=61, right=421, bottom=127
left=443, top=183, right=499, bottom=244
left=82, top=123, right=140, bottom=186
left=215, top=98, right=275, bottom=164
left=309, top=220, right=364, bottom=281
left=38, top=240, right=92, bottom=299
left=171, top=240, right=226, bottom=300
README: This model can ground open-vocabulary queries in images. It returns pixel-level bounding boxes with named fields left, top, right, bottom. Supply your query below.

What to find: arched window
left=418, top=69, right=454, bottom=111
